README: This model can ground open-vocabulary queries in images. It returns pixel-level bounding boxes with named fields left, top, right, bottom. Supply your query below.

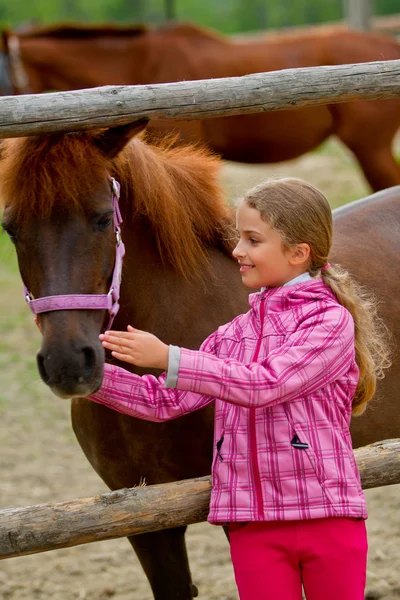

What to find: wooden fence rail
left=1, top=439, right=399, bottom=560
left=0, top=59, right=399, bottom=138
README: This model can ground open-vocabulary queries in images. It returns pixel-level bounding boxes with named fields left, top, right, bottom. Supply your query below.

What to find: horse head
left=0, top=119, right=148, bottom=398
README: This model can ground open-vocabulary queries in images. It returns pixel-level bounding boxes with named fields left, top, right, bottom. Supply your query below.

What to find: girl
left=88, top=177, right=390, bottom=600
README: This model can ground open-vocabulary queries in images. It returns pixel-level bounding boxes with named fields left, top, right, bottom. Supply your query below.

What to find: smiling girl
left=87, top=177, right=390, bottom=600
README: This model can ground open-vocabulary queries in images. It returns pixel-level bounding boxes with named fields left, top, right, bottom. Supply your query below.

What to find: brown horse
left=2, top=22, right=400, bottom=190
left=0, top=122, right=399, bottom=599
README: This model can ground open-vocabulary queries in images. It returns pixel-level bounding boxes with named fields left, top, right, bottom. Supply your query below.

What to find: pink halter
left=23, top=177, right=125, bottom=331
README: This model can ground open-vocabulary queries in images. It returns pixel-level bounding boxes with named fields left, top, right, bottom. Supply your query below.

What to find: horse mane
left=11, top=21, right=224, bottom=43
left=14, top=22, right=150, bottom=40
left=0, top=132, right=236, bottom=277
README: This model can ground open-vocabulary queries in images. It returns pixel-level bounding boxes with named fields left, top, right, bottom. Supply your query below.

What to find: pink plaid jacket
left=90, top=279, right=367, bottom=524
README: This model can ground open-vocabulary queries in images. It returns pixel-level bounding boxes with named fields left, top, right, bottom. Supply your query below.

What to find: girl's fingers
left=100, top=331, right=134, bottom=341
left=126, top=326, right=147, bottom=334
left=110, top=351, right=135, bottom=363
left=101, top=334, right=134, bottom=346
left=102, top=328, right=146, bottom=338
left=101, top=340, right=133, bottom=353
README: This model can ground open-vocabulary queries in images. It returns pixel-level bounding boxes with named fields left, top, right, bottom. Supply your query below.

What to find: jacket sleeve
left=87, top=328, right=219, bottom=422
left=173, top=305, right=357, bottom=408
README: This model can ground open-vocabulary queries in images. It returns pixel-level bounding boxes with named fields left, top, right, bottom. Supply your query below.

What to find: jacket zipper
left=249, top=296, right=265, bottom=520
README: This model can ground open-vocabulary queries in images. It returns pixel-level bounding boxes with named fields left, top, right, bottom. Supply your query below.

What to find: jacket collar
left=249, top=277, right=335, bottom=315
left=260, top=272, right=312, bottom=292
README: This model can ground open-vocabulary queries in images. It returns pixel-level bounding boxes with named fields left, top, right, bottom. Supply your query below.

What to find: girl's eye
left=250, top=238, right=259, bottom=245
left=96, top=216, right=113, bottom=232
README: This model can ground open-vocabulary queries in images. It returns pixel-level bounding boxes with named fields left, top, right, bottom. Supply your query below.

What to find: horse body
left=3, top=23, right=400, bottom=189
left=331, top=186, right=400, bottom=447
left=0, top=123, right=399, bottom=598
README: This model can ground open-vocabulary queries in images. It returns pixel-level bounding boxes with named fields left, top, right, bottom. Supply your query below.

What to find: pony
left=1, top=22, right=400, bottom=191
left=0, top=121, right=399, bottom=599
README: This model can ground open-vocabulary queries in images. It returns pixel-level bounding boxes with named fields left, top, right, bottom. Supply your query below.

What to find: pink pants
left=229, top=518, right=367, bottom=600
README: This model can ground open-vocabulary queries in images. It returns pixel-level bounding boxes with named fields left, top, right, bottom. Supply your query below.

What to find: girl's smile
left=239, top=262, right=254, bottom=274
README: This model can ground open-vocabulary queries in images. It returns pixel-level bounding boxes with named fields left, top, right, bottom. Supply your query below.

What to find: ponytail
left=320, top=264, right=391, bottom=415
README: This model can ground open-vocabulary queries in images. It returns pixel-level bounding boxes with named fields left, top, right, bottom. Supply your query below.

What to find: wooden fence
left=0, top=59, right=399, bottom=137
left=1, top=439, right=399, bottom=560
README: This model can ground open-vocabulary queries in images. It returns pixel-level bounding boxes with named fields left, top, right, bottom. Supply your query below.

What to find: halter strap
left=24, top=177, right=125, bottom=331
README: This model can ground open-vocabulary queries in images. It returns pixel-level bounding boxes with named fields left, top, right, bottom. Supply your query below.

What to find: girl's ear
left=289, top=243, right=310, bottom=266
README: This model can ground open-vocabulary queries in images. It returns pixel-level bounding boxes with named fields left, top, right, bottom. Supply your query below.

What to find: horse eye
left=2, top=225, right=17, bottom=244
left=96, top=216, right=113, bottom=232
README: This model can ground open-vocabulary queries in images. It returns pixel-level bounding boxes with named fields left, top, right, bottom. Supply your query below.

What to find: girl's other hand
left=99, top=325, right=169, bottom=370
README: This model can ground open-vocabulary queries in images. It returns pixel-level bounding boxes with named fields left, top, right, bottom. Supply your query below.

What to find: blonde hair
left=243, top=177, right=391, bottom=415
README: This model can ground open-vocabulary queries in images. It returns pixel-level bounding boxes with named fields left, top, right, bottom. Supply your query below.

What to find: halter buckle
left=111, top=178, right=120, bottom=199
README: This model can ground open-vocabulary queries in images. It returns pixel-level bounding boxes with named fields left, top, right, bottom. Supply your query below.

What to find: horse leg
left=332, top=103, right=400, bottom=192
left=128, top=527, right=199, bottom=599
left=343, top=142, right=400, bottom=192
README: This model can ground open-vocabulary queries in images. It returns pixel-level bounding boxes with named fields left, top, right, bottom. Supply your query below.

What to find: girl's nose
left=232, top=243, right=244, bottom=258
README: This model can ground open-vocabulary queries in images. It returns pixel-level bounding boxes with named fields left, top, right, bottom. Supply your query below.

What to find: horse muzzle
left=37, top=339, right=104, bottom=398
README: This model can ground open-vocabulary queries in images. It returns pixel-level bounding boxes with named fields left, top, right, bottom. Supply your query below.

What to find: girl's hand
left=99, top=325, right=169, bottom=370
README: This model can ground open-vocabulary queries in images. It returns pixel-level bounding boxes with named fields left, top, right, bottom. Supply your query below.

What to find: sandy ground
left=0, top=138, right=399, bottom=599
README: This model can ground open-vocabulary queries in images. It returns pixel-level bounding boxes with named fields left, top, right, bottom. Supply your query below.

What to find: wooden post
left=165, top=0, right=176, bottom=20
left=344, top=0, right=372, bottom=31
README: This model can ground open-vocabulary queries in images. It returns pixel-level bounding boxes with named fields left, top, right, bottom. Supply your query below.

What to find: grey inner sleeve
left=165, top=345, right=181, bottom=388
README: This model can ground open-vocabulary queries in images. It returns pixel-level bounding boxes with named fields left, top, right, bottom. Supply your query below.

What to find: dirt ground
left=0, top=138, right=399, bottom=599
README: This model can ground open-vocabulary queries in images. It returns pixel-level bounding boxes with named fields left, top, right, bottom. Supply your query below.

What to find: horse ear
left=94, top=118, right=149, bottom=158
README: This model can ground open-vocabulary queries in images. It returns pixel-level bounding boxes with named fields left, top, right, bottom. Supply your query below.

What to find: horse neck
left=115, top=210, right=248, bottom=352
left=115, top=212, right=195, bottom=341
left=118, top=214, right=161, bottom=325
left=18, top=28, right=228, bottom=89
left=17, top=32, right=165, bottom=90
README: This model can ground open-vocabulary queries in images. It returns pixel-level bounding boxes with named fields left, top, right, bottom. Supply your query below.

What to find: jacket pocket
left=283, top=404, right=328, bottom=486
left=291, top=427, right=340, bottom=514
left=292, top=429, right=327, bottom=484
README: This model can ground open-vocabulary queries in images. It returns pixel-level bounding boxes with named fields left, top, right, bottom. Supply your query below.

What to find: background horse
left=2, top=22, right=400, bottom=190
left=0, top=122, right=399, bottom=599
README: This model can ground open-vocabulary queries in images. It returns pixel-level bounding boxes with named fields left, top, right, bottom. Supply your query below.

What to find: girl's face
left=233, top=202, right=308, bottom=289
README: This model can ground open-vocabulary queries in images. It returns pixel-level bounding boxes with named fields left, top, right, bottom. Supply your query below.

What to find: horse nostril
left=82, top=346, right=96, bottom=381
left=37, top=352, right=51, bottom=386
